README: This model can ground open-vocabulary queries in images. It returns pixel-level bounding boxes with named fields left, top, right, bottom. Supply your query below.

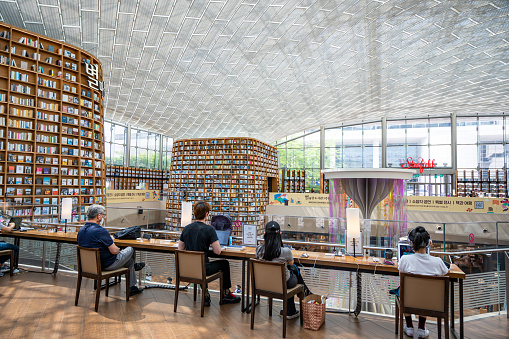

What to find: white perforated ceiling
left=1, top=0, right=508, bottom=143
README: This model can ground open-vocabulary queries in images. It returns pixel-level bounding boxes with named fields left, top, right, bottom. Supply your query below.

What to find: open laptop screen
left=397, top=242, right=430, bottom=261
left=215, top=230, right=230, bottom=246
left=9, top=217, right=22, bottom=230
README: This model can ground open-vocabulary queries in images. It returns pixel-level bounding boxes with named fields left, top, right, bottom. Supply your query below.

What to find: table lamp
left=346, top=208, right=362, bottom=256
left=61, top=198, right=72, bottom=233
left=181, top=201, right=193, bottom=228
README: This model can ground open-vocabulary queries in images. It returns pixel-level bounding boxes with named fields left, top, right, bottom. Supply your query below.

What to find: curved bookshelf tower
left=0, top=22, right=105, bottom=224
left=166, top=137, right=278, bottom=236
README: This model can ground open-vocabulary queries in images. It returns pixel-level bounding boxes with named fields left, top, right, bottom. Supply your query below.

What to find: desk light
left=181, top=201, right=193, bottom=228
left=346, top=208, right=361, bottom=256
left=61, top=198, right=72, bottom=233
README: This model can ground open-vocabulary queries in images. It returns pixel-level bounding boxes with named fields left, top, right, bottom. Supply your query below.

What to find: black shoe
left=204, top=295, right=211, bottom=307
left=129, top=286, right=143, bottom=296
left=134, top=262, right=145, bottom=271
left=222, top=292, right=241, bottom=304
left=279, top=310, right=300, bottom=319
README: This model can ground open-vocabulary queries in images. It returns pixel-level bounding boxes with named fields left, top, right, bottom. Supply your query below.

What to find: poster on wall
left=106, top=190, right=160, bottom=203
left=406, top=196, right=509, bottom=214
left=269, top=193, right=329, bottom=207
left=270, top=193, right=509, bottom=214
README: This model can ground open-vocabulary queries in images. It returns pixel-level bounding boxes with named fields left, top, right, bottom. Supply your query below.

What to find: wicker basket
left=302, top=295, right=326, bottom=331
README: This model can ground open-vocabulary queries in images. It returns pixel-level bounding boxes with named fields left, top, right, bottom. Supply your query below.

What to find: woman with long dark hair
left=256, top=221, right=303, bottom=319
left=398, top=226, right=449, bottom=338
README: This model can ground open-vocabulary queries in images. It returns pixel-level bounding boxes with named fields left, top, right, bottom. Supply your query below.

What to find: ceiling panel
left=39, top=5, right=63, bottom=40
left=17, top=0, right=41, bottom=22
left=0, top=1, right=25, bottom=29
left=0, top=0, right=507, bottom=143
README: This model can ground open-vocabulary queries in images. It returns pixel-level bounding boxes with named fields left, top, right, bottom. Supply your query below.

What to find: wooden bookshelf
left=280, top=169, right=305, bottom=193
left=166, top=137, right=278, bottom=236
left=106, top=165, right=168, bottom=190
left=0, top=22, right=105, bottom=223
left=320, top=172, right=329, bottom=194
left=456, top=169, right=507, bottom=198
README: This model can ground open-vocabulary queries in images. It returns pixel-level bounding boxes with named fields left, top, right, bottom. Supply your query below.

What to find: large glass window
left=162, top=136, right=173, bottom=170
left=104, top=121, right=127, bottom=166
left=387, top=118, right=451, bottom=168
left=130, top=128, right=161, bottom=169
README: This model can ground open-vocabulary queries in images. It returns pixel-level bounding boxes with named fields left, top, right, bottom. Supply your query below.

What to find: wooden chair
left=174, top=249, right=223, bottom=317
left=250, top=259, right=304, bottom=338
left=75, top=246, right=130, bottom=312
left=395, top=272, right=450, bottom=339
left=0, top=249, right=14, bottom=276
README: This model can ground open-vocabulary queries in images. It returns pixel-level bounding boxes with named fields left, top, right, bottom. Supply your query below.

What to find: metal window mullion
left=126, top=124, right=131, bottom=167
left=451, top=113, right=457, bottom=194
left=382, top=117, right=387, bottom=168
left=320, top=125, right=325, bottom=171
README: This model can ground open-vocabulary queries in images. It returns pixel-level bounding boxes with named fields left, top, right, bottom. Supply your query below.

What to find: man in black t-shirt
left=178, top=201, right=240, bottom=306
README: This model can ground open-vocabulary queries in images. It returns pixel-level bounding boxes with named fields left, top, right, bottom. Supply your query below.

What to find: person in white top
left=398, top=226, right=449, bottom=338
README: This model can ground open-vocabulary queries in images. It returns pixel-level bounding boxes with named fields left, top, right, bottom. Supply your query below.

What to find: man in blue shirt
left=77, top=205, right=144, bottom=296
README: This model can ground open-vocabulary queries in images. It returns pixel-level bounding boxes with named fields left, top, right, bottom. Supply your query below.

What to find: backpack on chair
left=210, top=214, right=232, bottom=232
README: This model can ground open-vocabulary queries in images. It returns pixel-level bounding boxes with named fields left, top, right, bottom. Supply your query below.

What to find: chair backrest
left=400, top=272, right=449, bottom=313
left=175, top=250, right=205, bottom=280
left=251, top=259, right=286, bottom=295
left=77, top=246, right=101, bottom=276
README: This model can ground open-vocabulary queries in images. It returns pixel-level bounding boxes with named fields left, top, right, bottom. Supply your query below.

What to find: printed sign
left=106, top=190, right=160, bottom=203
left=269, top=193, right=329, bottom=207
left=406, top=196, right=509, bottom=214
left=401, top=157, right=436, bottom=173
left=243, top=224, right=258, bottom=245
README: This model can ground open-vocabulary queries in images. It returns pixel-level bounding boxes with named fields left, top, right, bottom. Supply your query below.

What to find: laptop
left=215, top=230, right=231, bottom=247
left=397, top=242, right=430, bottom=261
left=9, top=217, right=23, bottom=230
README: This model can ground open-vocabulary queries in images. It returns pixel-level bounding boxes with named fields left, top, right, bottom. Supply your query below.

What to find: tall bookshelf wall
left=106, top=165, right=168, bottom=190
left=166, top=138, right=278, bottom=236
left=0, top=22, right=105, bottom=223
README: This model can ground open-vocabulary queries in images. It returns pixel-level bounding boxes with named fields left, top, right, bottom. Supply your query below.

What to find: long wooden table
left=3, top=230, right=466, bottom=339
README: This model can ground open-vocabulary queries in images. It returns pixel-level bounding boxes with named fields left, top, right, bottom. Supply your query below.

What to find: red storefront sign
left=401, top=157, right=436, bottom=173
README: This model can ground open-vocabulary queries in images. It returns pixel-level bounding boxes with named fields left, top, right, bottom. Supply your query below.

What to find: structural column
left=451, top=112, right=457, bottom=195
left=320, top=125, right=325, bottom=171
left=382, top=117, right=387, bottom=168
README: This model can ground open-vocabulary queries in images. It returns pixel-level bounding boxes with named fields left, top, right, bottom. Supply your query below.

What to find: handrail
left=430, top=248, right=509, bottom=256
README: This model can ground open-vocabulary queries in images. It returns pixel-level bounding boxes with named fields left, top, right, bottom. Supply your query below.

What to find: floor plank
left=0, top=271, right=507, bottom=339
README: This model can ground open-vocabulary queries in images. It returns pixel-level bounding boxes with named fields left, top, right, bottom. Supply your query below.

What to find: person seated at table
left=256, top=221, right=309, bottom=320
left=0, top=221, right=20, bottom=276
left=398, top=226, right=449, bottom=338
left=178, top=201, right=240, bottom=306
left=77, top=205, right=145, bottom=296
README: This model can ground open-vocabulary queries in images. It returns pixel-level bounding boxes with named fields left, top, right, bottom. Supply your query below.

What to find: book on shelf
left=42, top=177, right=51, bottom=185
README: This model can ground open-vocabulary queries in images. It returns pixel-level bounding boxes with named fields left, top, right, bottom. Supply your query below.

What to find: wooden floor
left=0, top=270, right=507, bottom=339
